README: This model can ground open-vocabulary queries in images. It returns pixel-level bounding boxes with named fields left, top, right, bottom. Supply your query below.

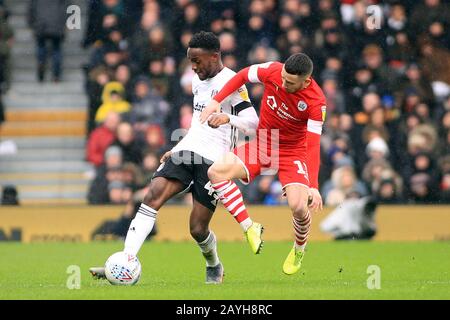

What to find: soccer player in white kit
left=91, top=32, right=262, bottom=284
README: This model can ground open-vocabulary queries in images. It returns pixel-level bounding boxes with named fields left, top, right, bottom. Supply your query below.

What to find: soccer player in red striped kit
left=200, top=53, right=325, bottom=275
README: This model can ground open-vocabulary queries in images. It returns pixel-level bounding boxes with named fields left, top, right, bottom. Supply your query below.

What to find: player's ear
left=304, top=77, right=312, bottom=87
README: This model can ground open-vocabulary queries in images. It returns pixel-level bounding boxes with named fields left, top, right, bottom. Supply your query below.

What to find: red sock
left=212, top=181, right=250, bottom=225
left=293, top=211, right=311, bottom=249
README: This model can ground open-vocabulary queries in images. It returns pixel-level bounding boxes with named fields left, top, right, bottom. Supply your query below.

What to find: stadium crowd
left=83, top=0, right=450, bottom=206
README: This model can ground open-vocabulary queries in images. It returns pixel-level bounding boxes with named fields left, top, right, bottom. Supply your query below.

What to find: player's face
left=187, top=48, right=218, bottom=80
left=281, top=67, right=311, bottom=93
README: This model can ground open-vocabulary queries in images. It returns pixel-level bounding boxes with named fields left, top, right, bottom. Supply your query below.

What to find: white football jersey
left=172, top=67, right=252, bottom=162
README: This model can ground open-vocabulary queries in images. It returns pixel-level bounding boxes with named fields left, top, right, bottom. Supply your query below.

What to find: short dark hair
left=188, top=31, right=220, bottom=52
left=284, top=53, right=313, bottom=77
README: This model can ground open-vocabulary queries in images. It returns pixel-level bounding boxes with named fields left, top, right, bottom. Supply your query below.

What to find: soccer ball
left=104, top=251, right=141, bottom=286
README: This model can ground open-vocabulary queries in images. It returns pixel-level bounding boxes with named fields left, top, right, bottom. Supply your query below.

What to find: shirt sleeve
left=228, top=84, right=251, bottom=109
left=306, top=104, right=326, bottom=189
left=213, top=62, right=274, bottom=103
left=246, top=61, right=274, bottom=84
left=228, top=107, right=259, bottom=135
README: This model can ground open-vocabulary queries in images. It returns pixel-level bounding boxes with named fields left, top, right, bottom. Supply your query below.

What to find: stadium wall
left=0, top=205, right=449, bottom=243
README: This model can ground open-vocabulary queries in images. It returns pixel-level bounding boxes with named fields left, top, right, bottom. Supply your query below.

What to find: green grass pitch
left=0, top=241, right=449, bottom=300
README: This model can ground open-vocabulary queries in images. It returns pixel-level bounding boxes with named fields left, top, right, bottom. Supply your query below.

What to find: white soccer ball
left=104, top=251, right=141, bottom=286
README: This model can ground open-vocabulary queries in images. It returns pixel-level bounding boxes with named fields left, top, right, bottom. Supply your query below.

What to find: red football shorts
left=233, top=139, right=310, bottom=190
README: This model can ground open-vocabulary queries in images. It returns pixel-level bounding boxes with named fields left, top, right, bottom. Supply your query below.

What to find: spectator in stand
left=394, top=63, right=435, bottom=109
left=405, top=152, right=440, bottom=204
left=362, top=157, right=404, bottom=203
left=108, top=180, right=133, bottom=204
left=418, top=37, right=450, bottom=101
left=114, top=64, right=133, bottom=102
left=362, top=107, right=390, bottom=147
left=144, top=124, right=166, bottom=155
left=346, top=64, right=379, bottom=115
left=88, top=145, right=123, bottom=204
left=321, top=75, right=346, bottom=114
left=28, top=0, right=67, bottom=82
left=83, top=0, right=130, bottom=48
left=136, top=25, right=173, bottom=73
left=125, top=76, right=170, bottom=139
left=410, top=0, right=450, bottom=45
left=86, top=66, right=112, bottom=134
left=111, top=122, right=142, bottom=165
left=322, top=165, right=368, bottom=206
left=361, top=44, right=397, bottom=94
left=171, top=1, right=207, bottom=45
left=95, top=82, right=131, bottom=123
left=141, top=150, right=160, bottom=184
left=86, top=112, right=120, bottom=167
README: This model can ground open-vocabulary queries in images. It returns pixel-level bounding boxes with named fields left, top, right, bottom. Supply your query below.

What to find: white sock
left=123, top=203, right=157, bottom=256
left=197, top=231, right=220, bottom=267
left=294, top=242, right=307, bottom=252
left=240, top=217, right=253, bottom=232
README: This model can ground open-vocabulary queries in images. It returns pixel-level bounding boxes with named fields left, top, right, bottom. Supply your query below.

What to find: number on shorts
left=204, top=181, right=215, bottom=196
left=294, top=160, right=307, bottom=175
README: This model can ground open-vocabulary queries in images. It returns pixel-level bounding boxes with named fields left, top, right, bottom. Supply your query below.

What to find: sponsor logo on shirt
left=194, top=102, right=206, bottom=112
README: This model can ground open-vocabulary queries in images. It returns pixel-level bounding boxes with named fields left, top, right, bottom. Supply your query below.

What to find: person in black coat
left=28, top=0, right=67, bottom=82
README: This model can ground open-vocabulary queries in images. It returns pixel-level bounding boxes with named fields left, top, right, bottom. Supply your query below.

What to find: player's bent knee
left=290, top=200, right=309, bottom=218
left=207, top=164, right=228, bottom=182
left=190, top=224, right=209, bottom=242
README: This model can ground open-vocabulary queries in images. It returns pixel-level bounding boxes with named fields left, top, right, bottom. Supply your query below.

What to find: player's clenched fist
left=200, top=99, right=221, bottom=123
left=208, top=113, right=230, bottom=128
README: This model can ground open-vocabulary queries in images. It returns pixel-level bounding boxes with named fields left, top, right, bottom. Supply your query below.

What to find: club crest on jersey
left=297, top=100, right=308, bottom=111
left=211, top=90, right=218, bottom=98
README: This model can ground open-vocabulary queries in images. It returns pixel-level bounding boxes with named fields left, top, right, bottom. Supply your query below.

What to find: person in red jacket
left=200, top=53, right=326, bottom=275
left=86, top=112, right=121, bottom=167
